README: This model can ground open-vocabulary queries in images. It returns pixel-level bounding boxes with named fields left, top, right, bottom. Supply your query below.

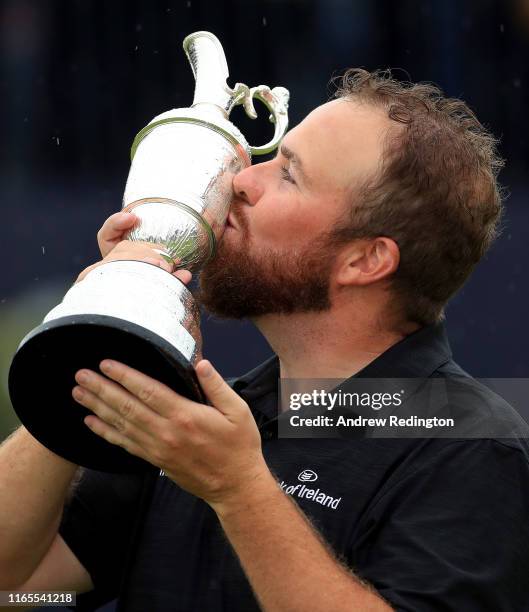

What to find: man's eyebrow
left=278, top=144, right=312, bottom=186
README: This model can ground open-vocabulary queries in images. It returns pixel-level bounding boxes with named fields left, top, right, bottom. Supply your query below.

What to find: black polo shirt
left=59, top=324, right=529, bottom=611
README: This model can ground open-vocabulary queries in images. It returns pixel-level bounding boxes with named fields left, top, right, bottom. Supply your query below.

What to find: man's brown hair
left=332, top=68, right=504, bottom=326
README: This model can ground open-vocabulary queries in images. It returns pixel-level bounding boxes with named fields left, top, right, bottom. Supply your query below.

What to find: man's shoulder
left=431, top=358, right=529, bottom=451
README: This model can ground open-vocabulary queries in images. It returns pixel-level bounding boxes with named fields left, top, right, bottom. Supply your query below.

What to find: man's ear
left=336, top=237, right=400, bottom=287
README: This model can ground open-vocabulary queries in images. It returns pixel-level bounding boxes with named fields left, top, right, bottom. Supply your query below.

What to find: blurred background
left=1, top=0, right=529, bottom=443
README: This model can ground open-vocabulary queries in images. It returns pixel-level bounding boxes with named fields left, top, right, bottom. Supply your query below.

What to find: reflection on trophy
left=8, top=31, right=289, bottom=473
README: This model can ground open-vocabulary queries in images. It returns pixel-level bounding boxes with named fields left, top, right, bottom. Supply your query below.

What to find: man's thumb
left=195, top=360, right=244, bottom=419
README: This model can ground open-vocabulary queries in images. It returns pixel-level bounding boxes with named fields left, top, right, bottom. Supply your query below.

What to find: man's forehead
left=283, top=99, right=389, bottom=192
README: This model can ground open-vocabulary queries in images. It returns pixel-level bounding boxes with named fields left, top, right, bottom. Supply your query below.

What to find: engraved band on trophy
left=8, top=31, right=290, bottom=473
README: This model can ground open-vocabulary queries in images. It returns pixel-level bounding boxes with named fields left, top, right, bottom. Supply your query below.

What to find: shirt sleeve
left=350, top=439, right=529, bottom=612
left=58, top=468, right=146, bottom=611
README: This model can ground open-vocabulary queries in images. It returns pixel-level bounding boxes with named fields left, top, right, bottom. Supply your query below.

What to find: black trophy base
left=8, top=314, right=203, bottom=473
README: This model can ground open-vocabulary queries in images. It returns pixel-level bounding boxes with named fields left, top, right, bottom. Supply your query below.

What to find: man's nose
left=232, top=164, right=264, bottom=205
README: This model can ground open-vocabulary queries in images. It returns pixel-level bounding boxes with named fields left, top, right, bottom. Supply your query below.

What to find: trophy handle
left=183, top=31, right=290, bottom=156
left=235, top=84, right=290, bottom=156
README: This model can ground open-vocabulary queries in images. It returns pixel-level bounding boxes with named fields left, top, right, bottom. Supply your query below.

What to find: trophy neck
left=184, top=32, right=237, bottom=119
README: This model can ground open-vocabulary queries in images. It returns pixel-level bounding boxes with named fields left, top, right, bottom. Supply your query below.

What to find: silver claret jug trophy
left=9, top=31, right=289, bottom=472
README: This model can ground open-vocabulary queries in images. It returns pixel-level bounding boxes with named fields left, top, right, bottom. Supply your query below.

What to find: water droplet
left=262, top=16, right=267, bottom=26
left=41, top=246, right=46, bottom=255
left=134, top=45, right=139, bottom=51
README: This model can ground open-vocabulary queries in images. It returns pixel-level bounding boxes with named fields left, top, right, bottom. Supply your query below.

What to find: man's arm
left=0, top=427, right=91, bottom=590
left=71, top=358, right=393, bottom=611
left=212, top=472, right=392, bottom=612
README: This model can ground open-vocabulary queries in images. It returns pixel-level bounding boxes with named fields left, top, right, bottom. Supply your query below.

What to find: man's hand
left=97, top=211, right=138, bottom=258
left=71, top=359, right=271, bottom=507
left=76, top=211, right=192, bottom=285
left=71, top=360, right=393, bottom=612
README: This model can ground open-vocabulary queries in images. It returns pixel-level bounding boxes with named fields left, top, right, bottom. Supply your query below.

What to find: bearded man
left=1, top=70, right=529, bottom=612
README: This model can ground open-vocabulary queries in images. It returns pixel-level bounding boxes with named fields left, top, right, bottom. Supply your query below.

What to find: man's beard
left=196, top=207, right=338, bottom=319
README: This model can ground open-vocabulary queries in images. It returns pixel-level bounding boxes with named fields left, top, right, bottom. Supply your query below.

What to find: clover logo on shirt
left=298, top=469, right=318, bottom=482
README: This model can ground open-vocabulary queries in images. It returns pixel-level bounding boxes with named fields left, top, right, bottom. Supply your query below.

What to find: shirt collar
left=230, top=354, right=279, bottom=401
left=230, top=323, right=452, bottom=415
left=354, top=322, right=452, bottom=379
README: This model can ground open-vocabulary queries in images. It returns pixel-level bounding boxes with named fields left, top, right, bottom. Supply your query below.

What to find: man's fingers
left=76, top=263, right=98, bottom=283
left=195, top=360, right=247, bottom=420
left=76, top=255, right=174, bottom=283
left=73, top=369, right=161, bottom=434
left=97, top=212, right=138, bottom=257
left=83, top=414, right=149, bottom=462
left=143, top=257, right=174, bottom=273
left=97, top=360, right=187, bottom=417
left=173, top=269, right=192, bottom=285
